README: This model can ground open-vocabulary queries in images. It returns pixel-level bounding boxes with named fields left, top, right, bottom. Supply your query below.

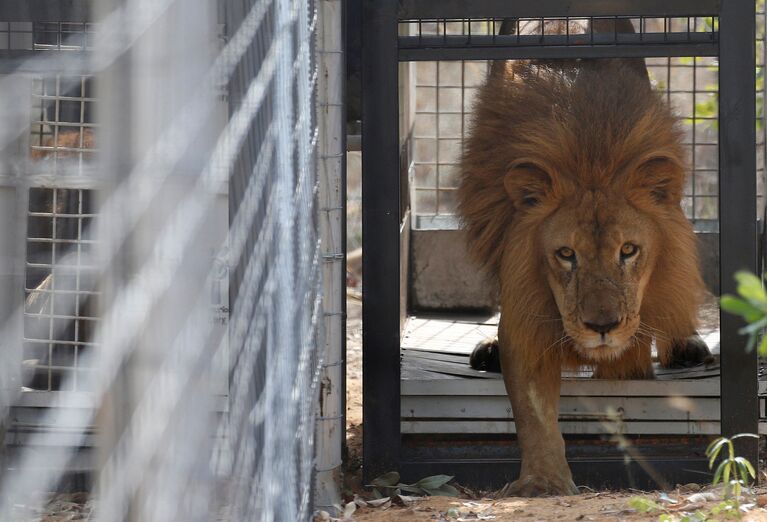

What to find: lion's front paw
left=498, top=474, right=578, bottom=497
left=666, top=334, right=714, bottom=368
left=469, top=337, right=502, bottom=372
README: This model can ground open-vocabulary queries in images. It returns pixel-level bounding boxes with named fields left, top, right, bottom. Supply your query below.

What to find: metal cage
left=361, top=0, right=758, bottom=489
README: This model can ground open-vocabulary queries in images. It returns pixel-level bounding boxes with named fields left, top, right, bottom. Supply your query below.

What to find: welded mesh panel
left=30, top=75, right=96, bottom=166
left=0, top=0, right=327, bottom=520
left=404, top=16, right=741, bottom=231
left=400, top=16, right=718, bottom=48
left=646, top=56, right=719, bottom=226
left=19, top=21, right=99, bottom=393
left=23, top=188, right=98, bottom=392
left=758, top=2, right=766, bottom=217
left=0, top=21, right=94, bottom=51
left=223, top=0, right=321, bottom=518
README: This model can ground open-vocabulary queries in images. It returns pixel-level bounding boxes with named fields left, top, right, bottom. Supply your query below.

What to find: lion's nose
left=584, top=319, right=620, bottom=334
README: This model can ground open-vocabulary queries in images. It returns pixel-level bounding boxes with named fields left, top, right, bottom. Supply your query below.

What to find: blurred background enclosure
left=0, top=0, right=345, bottom=520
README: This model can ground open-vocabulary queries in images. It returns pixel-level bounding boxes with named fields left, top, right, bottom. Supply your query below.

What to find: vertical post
left=719, top=1, right=758, bottom=459
left=361, top=0, right=400, bottom=480
left=315, top=0, right=346, bottom=511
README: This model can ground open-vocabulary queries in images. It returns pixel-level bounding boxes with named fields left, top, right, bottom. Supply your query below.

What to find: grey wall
left=410, top=229, right=720, bottom=312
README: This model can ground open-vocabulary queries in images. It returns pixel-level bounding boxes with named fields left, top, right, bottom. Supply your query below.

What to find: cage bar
left=362, top=0, right=760, bottom=489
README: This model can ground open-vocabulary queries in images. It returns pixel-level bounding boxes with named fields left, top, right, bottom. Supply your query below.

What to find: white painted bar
left=402, top=419, right=722, bottom=435
left=402, top=395, right=720, bottom=421
left=403, top=377, right=722, bottom=397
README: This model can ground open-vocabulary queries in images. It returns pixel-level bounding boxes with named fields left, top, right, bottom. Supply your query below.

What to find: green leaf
left=745, top=333, right=758, bottom=353
left=722, top=459, right=731, bottom=487
left=759, top=335, right=767, bottom=357
left=689, top=511, right=709, bottom=522
left=730, top=433, right=759, bottom=440
left=737, top=316, right=767, bottom=335
left=706, top=437, right=728, bottom=468
left=628, top=496, right=662, bottom=513
left=734, top=456, right=756, bottom=479
left=396, top=484, right=423, bottom=494
left=371, top=471, right=400, bottom=488
left=413, top=474, right=453, bottom=490
left=713, top=459, right=728, bottom=485
left=720, top=295, right=765, bottom=322
left=430, top=484, right=460, bottom=497
left=734, top=271, right=767, bottom=306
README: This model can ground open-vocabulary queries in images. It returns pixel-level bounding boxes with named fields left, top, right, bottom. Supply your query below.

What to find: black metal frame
left=0, top=1, right=90, bottom=22
left=362, top=0, right=757, bottom=488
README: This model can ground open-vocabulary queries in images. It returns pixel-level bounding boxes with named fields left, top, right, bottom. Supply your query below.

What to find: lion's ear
left=631, top=156, right=684, bottom=205
left=503, top=164, right=553, bottom=210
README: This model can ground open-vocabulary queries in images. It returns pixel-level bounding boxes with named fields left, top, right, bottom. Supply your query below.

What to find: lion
left=457, top=19, right=711, bottom=496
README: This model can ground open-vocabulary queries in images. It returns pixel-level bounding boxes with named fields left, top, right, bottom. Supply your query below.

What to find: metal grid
left=0, top=0, right=338, bottom=519
left=0, top=21, right=94, bottom=51
left=407, top=17, right=728, bottom=229
left=362, top=0, right=758, bottom=489
left=758, top=2, right=766, bottom=218
left=221, top=0, right=322, bottom=519
left=23, top=188, right=98, bottom=392
left=400, top=16, right=718, bottom=47
left=30, top=75, right=96, bottom=167
left=22, top=22, right=98, bottom=392
left=648, top=55, right=718, bottom=227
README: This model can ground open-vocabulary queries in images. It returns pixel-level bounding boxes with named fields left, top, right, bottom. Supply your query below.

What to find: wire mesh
left=403, top=14, right=766, bottom=232
left=0, top=0, right=328, bottom=520
left=30, top=75, right=96, bottom=167
left=398, top=15, right=719, bottom=53
left=24, top=187, right=98, bottom=392
left=0, top=21, right=95, bottom=51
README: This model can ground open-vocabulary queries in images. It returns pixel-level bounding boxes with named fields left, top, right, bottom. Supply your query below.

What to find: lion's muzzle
left=570, top=276, right=634, bottom=353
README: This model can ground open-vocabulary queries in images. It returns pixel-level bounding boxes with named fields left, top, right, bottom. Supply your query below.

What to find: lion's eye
left=556, top=247, right=575, bottom=261
left=620, top=243, right=639, bottom=259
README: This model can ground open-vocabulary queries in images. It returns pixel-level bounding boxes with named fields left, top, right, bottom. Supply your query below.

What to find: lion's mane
left=457, top=59, right=705, bottom=369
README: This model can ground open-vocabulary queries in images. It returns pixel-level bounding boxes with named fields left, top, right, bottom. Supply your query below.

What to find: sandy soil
left=350, top=488, right=767, bottom=521
left=342, top=296, right=767, bottom=522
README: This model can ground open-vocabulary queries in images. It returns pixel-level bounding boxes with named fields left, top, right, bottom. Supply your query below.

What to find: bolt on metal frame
left=362, top=0, right=757, bottom=487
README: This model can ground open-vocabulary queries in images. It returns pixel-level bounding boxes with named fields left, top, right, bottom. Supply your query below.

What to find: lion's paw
left=469, top=337, right=502, bottom=372
left=498, top=474, right=578, bottom=497
left=666, top=334, right=714, bottom=369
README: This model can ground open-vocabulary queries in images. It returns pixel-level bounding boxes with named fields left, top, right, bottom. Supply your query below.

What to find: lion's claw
left=469, top=337, right=502, bottom=372
left=667, top=334, right=714, bottom=368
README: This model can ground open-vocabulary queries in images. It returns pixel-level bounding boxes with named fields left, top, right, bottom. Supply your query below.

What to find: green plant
left=706, top=434, right=758, bottom=505
left=720, top=271, right=767, bottom=355
left=622, top=271, right=764, bottom=521
left=368, top=471, right=459, bottom=499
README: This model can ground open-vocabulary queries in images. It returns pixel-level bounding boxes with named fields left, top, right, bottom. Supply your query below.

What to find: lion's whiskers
left=638, top=321, right=671, bottom=342
left=535, top=333, right=572, bottom=364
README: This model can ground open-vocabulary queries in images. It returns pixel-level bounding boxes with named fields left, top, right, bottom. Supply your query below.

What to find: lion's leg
left=657, top=334, right=713, bottom=369
left=592, top=340, right=654, bottom=379
left=498, top=329, right=578, bottom=497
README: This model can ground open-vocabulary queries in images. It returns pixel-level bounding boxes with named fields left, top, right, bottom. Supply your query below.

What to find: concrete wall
left=410, top=229, right=720, bottom=312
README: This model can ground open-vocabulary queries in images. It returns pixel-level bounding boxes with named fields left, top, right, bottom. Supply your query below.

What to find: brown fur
left=458, top=53, right=706, bottom=495
left=31, top=129, right=95, bottom=160
left=459, top=58, right=704, bottom=374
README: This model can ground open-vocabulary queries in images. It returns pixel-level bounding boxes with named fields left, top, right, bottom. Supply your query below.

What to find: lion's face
left=539, top=190, right=660, bottom=361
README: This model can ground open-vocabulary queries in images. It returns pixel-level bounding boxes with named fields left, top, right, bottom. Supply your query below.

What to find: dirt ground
left=349, top=489, right=767, bottom=521
left=342, top=296, right=767, bottom=521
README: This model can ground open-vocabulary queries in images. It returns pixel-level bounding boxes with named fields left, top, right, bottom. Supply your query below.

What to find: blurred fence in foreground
left=0, top=0, right=340, bottom=520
